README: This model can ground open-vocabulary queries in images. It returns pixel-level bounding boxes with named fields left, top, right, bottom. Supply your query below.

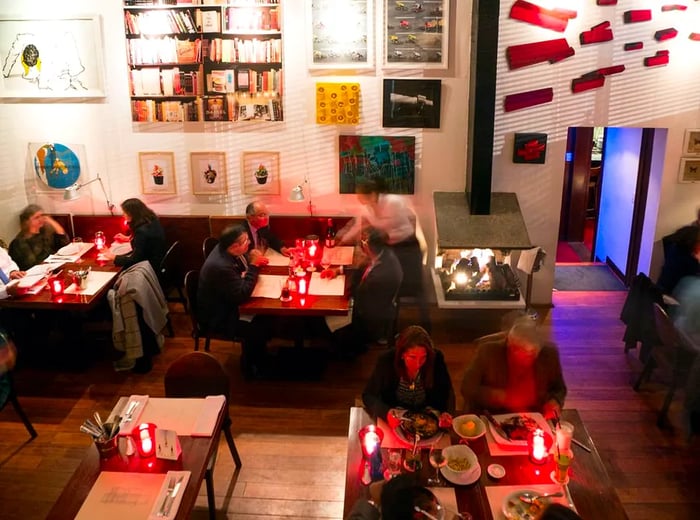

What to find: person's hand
left=542, top=400, right=561, bottom=421
left=438, top=412, right=453, bottom=429
left=101, top=250, right=116, bottom=261
left=368, top=479, right=386, bottom=505
left=320, top=268, right=337, bottom=279
left=386, top=409, right=401, bottom=430
left=280, top=246, right=290, bottom=257
left=44, top=215, right=66, bottom=235
left=5, top=282, right=24, bottom=297
left=9, top=270, right=25, bottom=280
left=114, top=233, right=131, bottom=243
left=249, top=249, right=269, bottom=267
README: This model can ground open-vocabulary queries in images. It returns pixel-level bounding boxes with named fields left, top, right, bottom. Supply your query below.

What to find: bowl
left=452, top=414, right=486, bottom=440
left=441, top=444, right=479, bottom=479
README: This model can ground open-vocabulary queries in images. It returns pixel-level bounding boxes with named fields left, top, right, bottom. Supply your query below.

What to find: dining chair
left=159, top=240, right=187, bottom=312
left=0, top=371, right=38, bottom=439
left=633, top=302, right=699, bottom=427
left=202, top=236, right=219, bottom=261
left=164, top=351, right=242, bottom=519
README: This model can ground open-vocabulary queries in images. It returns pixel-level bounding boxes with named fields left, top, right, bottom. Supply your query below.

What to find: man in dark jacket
left=243, top=201, right=290, bottom=256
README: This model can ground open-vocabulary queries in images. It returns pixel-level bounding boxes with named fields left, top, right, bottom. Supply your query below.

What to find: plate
left=488, top=412, right=552, bottom=447
left=452, top=414, right=486, bottom=440
left=502, top=489, right=546, bottom=520
left=440, top=462, right=481, bottom=486
left=394, top=410, right=443, bottom=447
left=487, top=463, right=505, bottom=479
left=57, top=243, right=81, bottom=256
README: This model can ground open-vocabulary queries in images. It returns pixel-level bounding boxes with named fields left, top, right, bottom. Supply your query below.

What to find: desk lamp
left=64, top=173, right=116, bottom=215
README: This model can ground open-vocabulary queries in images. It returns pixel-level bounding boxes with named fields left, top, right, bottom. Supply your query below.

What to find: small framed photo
left=513, top=133, right=548, bottom=164
left=679, top=157, right=700, bottom=183
left=241, top=151, right=280, bottom=195
left=190, top=152, right=227, bottom=195
left=682, top=129, right=700, bottom=156
left=382, top=78, right=441, bottom=128
left=139, top=151, right=176, bottom=195
left=384, top=0, right=449, bottom=69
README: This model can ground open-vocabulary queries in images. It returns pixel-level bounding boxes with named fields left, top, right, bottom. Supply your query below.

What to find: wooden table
left=46, top=396, right=225, bottom=520
left=344, top=407, right=628, bottom=519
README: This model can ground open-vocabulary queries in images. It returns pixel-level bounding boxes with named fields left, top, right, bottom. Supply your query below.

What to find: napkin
left=112, top=395, right=149, bottom=436
left=429, top=487, right=459, bottom=517
left=484, top=483, right=576, bottom=520
left=110, top=242, right=132, bottom=255
left=309, top=272, right=345, bottom=296
left=191, top=395, right=226, bottom=437
left=147, top=470, right=191, bottom=520
left=63, top=271, right=118, bottom=295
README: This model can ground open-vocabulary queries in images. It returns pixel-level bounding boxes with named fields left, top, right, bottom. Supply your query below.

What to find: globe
left=34, top=143, right=81, bottom=189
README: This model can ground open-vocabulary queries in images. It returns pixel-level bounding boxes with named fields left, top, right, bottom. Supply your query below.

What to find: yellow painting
left=315, top=83, right=360, bottom=125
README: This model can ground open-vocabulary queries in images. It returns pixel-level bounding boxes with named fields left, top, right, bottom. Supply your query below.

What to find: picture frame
left=512, top=133, right=548, bottom=164
left=682, top=129, right=700, bottom=156
left=384, top=0, right=449, bottom=69
left=27, top=142, right=88, bottom=194
left=139, top=151, right=177, bottom=195
left=241, top=151, right=280, bottom=195
left=382, top=78, right=441, bottom=128
left=0, top=15, right=106, bottom=99
left=308, top=0, right=374, bottom=70
left=190, top=152, right=228, bottom=195
left=678, top=157, right=700, bottom=183
left=339, top=135, right=415, bottom=194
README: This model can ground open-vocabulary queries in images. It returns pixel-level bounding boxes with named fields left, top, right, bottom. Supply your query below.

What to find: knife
left=161, top=476, right=184, bottom=517
left=483, top=410, right=510, bottom=440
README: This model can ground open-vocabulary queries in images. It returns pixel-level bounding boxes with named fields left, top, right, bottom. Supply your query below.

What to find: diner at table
left=244, top=200, right=291, bottom=257
left=9, top=204, right=70, bottom=270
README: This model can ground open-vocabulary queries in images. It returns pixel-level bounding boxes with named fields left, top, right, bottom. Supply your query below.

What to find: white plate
left=502, top=489, right=546, bottom=520
left=452, top=414, right=486, bottom=440
left=57, top=243, right=81, bottom=256
left=487, top=463, right=506, bottom=479
left=488, top=412, right=552, bottom=447
left=393, top=425, right=443, bottom=448
left=440, top=462, right=481, bottom=486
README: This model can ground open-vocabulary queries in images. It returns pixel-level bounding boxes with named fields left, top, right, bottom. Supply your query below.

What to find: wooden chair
left=633, top=303, right=699, bottom=427
left=202, top=236, right=219, bottom=261
left=164, top=352, right=242, bottom=520
left=159, top=241, right=187, bottom=312
left=0, top=372, right=38, bottom=439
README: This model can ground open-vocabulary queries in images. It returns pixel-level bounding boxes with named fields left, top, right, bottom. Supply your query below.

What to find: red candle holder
left=305, top=234, right=320, bottom=265
left=133, top=422, right=157, bottom=458
left=94, top=231, right=106, bottom=250
left=297, top=276, right=308, bottom=296
left=528, top=428, right=549, bottom=464
left=358, top=424, right=384, bottom=484
left=48, top=275, right=65, bottom=298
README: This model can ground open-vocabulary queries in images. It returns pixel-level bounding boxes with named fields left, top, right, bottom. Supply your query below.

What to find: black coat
left=243, top=220, right=284, bottom=254
left=114, top=218, right=167, bottom=273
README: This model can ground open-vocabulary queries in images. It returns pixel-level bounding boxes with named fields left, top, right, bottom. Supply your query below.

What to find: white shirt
left=342, top=194, right=416, bottom=245
left=0, top=247, right=20, bottom=299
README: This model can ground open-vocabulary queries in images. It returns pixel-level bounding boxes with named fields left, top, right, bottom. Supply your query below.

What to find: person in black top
left=657, top=225, right=700, bottom=295
left=243, top=201, right=290, bottom=256
left=102, top=198, right=167, bottom=272
left=9, top=204, right=69, bottom=270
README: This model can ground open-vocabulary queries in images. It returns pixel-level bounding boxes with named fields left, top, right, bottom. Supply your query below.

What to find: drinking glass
left=72, top=237, right=83, bottom=263
left=384, top=448, right=402, bottom=479
left=427, top=444, right=447, bottom=486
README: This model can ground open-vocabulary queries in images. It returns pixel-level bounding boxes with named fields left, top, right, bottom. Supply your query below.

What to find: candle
left=48, top=275, right=65, bottom=298
left=94, top=231, right=106, bottom=250
left=298, top=277, right=308, bottom=295
left=363, top=431, right=380, bottom=455
left=134, top=422, right=157, bottom=457
left=529, top=428, right=547, bottom=464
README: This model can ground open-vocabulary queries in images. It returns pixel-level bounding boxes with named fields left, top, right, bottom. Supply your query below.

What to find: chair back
left=164, top=352, right=231, bottom=401
left=652, top=302, right=696, bottom=369
left=184, top=270, right=201, bottom=334
left=202, top=237, right=219, bottom=261
left=160, top=240, right=183, bottom=286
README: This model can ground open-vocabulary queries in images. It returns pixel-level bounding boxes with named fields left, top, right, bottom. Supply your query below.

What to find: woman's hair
left=121, top=198, right=156, bottom=230
left=219, top=225, right=247, bottom=251
left=380, top=474, right=438, bottom=520
left=394, top=325, right=436, bottom=388
left=539, top=504, right=583, bottom=520
left=355, top=177, right=388, bottom=195
left=18, top=204, right=43, bottom=229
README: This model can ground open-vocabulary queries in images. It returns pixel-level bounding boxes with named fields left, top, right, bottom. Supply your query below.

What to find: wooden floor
left=1, top=291, right=699, bottom=519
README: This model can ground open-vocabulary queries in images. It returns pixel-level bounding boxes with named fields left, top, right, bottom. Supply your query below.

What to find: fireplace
left=436, top=248, right=520, bottom=301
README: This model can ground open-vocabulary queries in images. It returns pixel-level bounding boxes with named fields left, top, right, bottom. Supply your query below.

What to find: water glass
left=385, top=448, right=402, bottom=478
left=556, top=421, right=574, bottom=452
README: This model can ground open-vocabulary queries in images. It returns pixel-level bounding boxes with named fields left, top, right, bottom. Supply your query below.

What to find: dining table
left=344, top=406, right=628, bottom=519
left=46, top=395, right=226, bottom=520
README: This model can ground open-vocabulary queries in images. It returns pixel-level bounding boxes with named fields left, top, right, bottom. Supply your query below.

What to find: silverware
left=519, top=491, right=564, bottom=504
left=571, top=437, right=592, bottom=453
left=123, top=400, right=138, bottom=422
left=414, top=505, right=439, bottom=520
left=94, top=412, right=104, bottom=430
left=483, top=410, right=509, bottom=440
left=161, top=476, right=184, bottom=517
left=157, top=477, right=176, bottom=517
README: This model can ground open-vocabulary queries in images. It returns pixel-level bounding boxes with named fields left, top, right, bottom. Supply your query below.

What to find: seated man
left=244, top=201, right=290, bottom=256
left=461, top=317, right=567, bottom=420
left=0, top=243, right=25, bottom=299
left=197, top=224, right=271, bottom=377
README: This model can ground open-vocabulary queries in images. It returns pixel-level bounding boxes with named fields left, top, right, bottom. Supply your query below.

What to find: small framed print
left=384, top=0, right=449, bottom=69
left=190, top=151, right=227, bottom=195
left=679, top=157, right=700, bottom=183
left=382, top=78, right=441, bottom=128
left=241, top=151, right=280, bottom=195
left=139, top=151, right=176, bottom=195
left=682, top=129, right=700, bottom=156
left=513, top=133, right=548, bottom=164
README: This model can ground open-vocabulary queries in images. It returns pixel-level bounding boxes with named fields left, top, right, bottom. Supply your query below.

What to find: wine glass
left=427, top=444, right=447, bottom=486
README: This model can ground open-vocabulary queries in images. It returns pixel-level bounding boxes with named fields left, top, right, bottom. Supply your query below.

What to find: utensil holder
left=95, top=434, right=120, bottom=459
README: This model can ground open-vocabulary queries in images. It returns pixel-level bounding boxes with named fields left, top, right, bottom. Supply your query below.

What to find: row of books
left=205, top=37, right=281, bottom=63
left=131, top=99, right=201, bottom=122
left=127, top=37, right=202, bottom=65
left=224, top=7, right=279, bottom=32
left=124, top=10, right=198, bottom=35
left=206, top=67, right=281, bottom=93
left=130, top=67, right=200, bottom=96
left=130, top=95, right=282, bottom=122
left=125, top=1, right=280, bottom=6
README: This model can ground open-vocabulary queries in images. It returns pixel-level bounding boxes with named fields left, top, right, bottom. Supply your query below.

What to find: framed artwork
left=682, top=129, right=700, bottom=156
left=0, top=15, right=105, bottom=99
left=384, top=0, right=449, bottom=68
left=339, top=135, right=415, bottom=194
left=308, top=0, right=374, bottom=70
left=382, top=79, right=441, bottom=128
left=512, top=133, right=548, bottom=164
left=190, top=152, right=227, bottom=195
left=241, top=151, right=280, bottom=195
left=27, top=142, right=87, bottom=193
left=139, top=152, right=177, bottom=195
left=678, top=158, right=700, bottom=183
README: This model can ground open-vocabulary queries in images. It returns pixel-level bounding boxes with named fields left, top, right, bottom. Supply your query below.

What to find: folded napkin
left=111, top=395, right=149, bottom=436
left=485, top=483, right=576, bottom=520
left=191, top=395, right=226, bottom=437
left=147, top=470, right=191, bottom=520
left=429, top=487, right=459, bottom=517
left=309, top=272, right=345, bottom=296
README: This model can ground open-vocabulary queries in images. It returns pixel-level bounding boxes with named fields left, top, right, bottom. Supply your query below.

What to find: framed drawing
left=682, top=129, right=700, bottom=156
left=339, top=135, right=415, bottom=194
left=241, top=151, right=280, bottom=195
left=0, top=15, right=105, bottom=99
left=139, top=152, right=177, bottom=195
left=27, top=142, right=87, bottom=194
left=190, top=152, right=227, bottom=195
left=308, top=0, right=374, bottom=70
left=679, top=158, right=700, bottom=183
left=382, top=78, right=441, bottom=128
left=384, top=0, right=449, bottom=68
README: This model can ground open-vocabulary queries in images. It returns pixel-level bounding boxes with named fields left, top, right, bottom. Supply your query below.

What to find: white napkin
left=147, top=470, right=191, bottom=520
left=264, top=248, right=290, bottom=266
left=111, top=395, right=149, bottom=436
left=308, top=272, right=345, bottom=296
left=16, top=273, right=47, bottom=288
left=429, top=487, right=459, bottom=517
left=191, top=395, right=226, bottom=437
left=63, top=271, right=118, bottom=295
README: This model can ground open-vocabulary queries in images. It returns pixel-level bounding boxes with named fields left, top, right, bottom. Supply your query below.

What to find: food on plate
left=500, top=414, right=539, bottom=440
left=460, top=420, right=477, bottom=436
left=447, top=456, right=471, bottom=472
left=400, top=411, right=439, bottom=438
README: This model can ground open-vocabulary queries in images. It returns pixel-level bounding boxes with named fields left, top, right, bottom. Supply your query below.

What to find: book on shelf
left=199, top=9, right=221, bottom=32
left=203, top=96, right=227, bottom=121
left=237, top=98, right=281, bottom=122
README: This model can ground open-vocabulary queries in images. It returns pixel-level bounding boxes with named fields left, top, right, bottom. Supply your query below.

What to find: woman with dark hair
left=9, top=204, right=69, bottom=270
left=102, top=198, right=166, bottom=271
left=362, top=325, right=454, bottom=429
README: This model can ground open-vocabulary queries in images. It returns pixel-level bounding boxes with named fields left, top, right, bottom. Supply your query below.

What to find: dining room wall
left=0, top=0, right=698, bottom=305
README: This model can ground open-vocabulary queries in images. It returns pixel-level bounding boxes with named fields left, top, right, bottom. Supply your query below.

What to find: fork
left=158, top=477, right=176, bottom=516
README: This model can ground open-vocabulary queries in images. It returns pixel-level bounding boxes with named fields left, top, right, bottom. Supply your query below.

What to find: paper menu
left=74, top=472, right=166, bottom=520
left=308, top=273, right=345, bottom=296
left=321, top=246, right=354, bottom=266
left=251, top=274, right=287, bottom=298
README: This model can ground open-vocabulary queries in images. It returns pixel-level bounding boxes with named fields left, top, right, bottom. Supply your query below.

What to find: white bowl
left=441, top=444, right=479, bottom=480
left=452, top=414, right=486, bottom=440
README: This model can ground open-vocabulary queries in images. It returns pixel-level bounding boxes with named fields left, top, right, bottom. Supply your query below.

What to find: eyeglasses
left=234, top=236, right=249, bottom=246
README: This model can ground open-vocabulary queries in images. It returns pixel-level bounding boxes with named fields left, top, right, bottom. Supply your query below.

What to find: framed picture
left=339, top=135, right=415, bottom=194
left=682, top=129, right=700, bottom=156
left=384, top=0, right=449, bottom=68
left=27, top=142, right=87, bottom=194
left=308, top=0, right=374, bottom=70
left=513, top=133, right=548, bottom=164
left=0, top=15, right=105, bottom=99
left=139, top=152, right=177, bottom=195
left=241, top=151, right=280, bottom=195
left=190, top=152, right=227, bottom=195
left=382, top=79, right=441, bottom=128
left=679, top=158, right=700, bottom=183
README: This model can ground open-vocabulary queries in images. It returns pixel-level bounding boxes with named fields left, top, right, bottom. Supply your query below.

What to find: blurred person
left=244, top=201, right=290, bottom=256
left=0, top=243, right=25, bottom=299
left=363, top=325, right=454, bottom=430
left=9, top=204, right=69, bottom=270
left=336, top=178, right=430, bottom=332
left=672, top=275, right=700, bottom=346
left=657, top=224, right=700, bottom=295
left=538, top=503, right=583, bottom=520
left=461, top=317, right=567, bottom=420
left=0, top=328, right=18, bottom=406
left=101, top=198, right=167, bottom=272
left=198, top=224, right=271, bottom=378
left=346, top=474, right=443, bottom=520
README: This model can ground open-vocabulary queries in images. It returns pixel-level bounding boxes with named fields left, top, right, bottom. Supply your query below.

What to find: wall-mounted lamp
left=289, top=177, right=313, bottom=216
left=63, top=173, right=115, bottom=215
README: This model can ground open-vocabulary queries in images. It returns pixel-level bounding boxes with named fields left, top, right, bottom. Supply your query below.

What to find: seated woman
left=101, top=198, right=166, bottom=272
left=460, top=317, right=566, bottom=420
left=9, top=204, right=69, bottom=270
left=363, top=325, right=454, bottom=430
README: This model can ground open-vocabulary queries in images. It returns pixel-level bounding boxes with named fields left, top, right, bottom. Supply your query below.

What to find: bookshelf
left=123, top=0, right=283, bottom=123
